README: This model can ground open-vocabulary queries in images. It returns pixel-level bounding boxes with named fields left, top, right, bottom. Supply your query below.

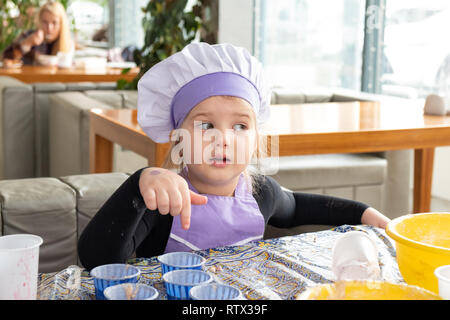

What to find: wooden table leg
left=148, top=143, right=170, bottom=168
left=413, top=148, right=435, bottom=213
left=90, top=133, right=114, bottom=173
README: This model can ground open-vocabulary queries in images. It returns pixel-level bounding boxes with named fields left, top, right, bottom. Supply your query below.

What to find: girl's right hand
left=138, top=167, right=208, bottom=230
left=23, top=29, right=44, bottom=48
left=19, top=30, right=44, bottom=55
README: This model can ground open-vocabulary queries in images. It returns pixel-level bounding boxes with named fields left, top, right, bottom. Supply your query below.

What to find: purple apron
left=164, top=173, right=265, bottom=253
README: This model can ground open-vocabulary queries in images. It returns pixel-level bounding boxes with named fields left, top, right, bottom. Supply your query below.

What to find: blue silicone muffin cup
left=103, top=283, right=159, bottom=300
left=189, top=283, right=243, bottom=300
left=158, top=252, right=206, bottom=274
left=90, top=264, right=140, bottom=300
left=163, top=269, right=213, bottom=300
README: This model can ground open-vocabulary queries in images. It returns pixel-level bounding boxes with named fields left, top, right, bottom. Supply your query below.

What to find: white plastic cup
left=57, top=52, right=73, bottom=68
left=435, top=265, right=450, bottom=300
left=0, top=234, right=43, bottom=300
left=332, top=231, right=381, bottom=281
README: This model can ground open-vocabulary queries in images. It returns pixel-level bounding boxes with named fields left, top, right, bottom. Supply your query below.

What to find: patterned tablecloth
left=37, top=225, right=403, bottom=300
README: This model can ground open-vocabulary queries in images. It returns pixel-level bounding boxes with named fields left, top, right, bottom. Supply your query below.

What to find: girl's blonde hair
left=38, top=1, right=72, bottom=54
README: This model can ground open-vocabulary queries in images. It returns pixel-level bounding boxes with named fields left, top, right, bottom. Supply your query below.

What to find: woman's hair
left=38, top=1, right=72, bottom=54
left=162, top=95, right=268, bottom=193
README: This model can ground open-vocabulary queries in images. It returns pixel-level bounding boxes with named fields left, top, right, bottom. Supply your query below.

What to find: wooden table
left=89, top=100, right=450, bottom=213
left=0, top=65, right=139, bottom=83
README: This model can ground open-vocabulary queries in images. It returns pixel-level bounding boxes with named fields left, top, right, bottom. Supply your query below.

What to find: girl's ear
left=163, top=129, right=185, bottom=170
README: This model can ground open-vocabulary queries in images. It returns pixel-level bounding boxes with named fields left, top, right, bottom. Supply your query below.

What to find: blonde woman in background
left=2, top=1, right=72, bottom=66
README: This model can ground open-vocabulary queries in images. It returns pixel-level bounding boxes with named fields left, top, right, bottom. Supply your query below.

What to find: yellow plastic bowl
left=386, top=212, right=450, bottom=293
left=297, top=280, right=442, bottom=300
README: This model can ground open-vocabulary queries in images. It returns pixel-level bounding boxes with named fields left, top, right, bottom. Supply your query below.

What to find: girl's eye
left=198, top=122, right=213, bottom=130
left=233, top=124, right=247, bottom=131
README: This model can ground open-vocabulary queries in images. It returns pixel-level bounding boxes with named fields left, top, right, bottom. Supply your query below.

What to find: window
left=381, top=0, right=450, bottom=99
left=254, top=0, right=366, bottom=90
left=255, top=0, right=450, bottom=99
left=67, top=0, right=109, bottom=47
left=67, top=0, right=149, bottom=49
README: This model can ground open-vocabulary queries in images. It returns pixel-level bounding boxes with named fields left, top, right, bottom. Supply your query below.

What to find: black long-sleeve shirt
left=78, top=168, right=368, bottom=271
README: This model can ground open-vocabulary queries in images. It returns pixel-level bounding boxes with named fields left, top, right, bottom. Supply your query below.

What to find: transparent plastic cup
left=332, top=231, right=381, bottom=281
left=0, top=234, right=43, bottom=300
left=434, top=265, right=450, bottom=300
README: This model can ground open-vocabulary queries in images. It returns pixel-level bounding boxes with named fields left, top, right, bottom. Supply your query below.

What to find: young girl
left=78, top=42, right=390, bottom=271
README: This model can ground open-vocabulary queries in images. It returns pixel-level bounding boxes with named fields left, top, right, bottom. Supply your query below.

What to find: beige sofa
left=0, top=76, right=117, bottom=179
left=34, top=82, right=117, bottom=177
left=48, top=90, right=143, bottom=178
left=0, top=172, right=129, bottom=272
left=0, top=76, right=34, bottom=179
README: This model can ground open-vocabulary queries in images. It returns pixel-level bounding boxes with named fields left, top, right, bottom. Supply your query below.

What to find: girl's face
left=178, top=96, right=258, bottom=189
left=40, top=11, right=60, bottom=43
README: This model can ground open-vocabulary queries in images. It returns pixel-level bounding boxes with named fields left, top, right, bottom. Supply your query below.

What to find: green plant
left=0, top=0, right=69, bottom=54
left=58, top=0, right=70, bottom=9
left=0, top=0, right=40, bottom=53
left=117, top=0, right=218, bottom=90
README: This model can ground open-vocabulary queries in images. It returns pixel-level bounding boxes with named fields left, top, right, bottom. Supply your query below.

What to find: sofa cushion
left=331, top=93, right=372, bottom=102
left=0, top=177, right=77, bottom=273
left=271, top=88, right=381, bottom=105
left=84, top=90, right=138, bottom=110
left=272, top=88, right=334, bottom=104
left=48, top=92, right=113, bottom=177
left=33, top=83, right=68, bottom=177
left=65, top=82, right=97, bottom=91
left=263, top=153, right=387, bottom=190
left=33, top=82, right=67, bottom=93
left=116, top=90, right=138, bottom=109
left=84, top=90, right=124, bottom=109
left=0, top=76, right=34, bottom=179
left=59, top=172, right=130, bottom=237
left=305, top=93, right=335, bottom=103
left=270, top=91, right=277, bottom=105
left=94, top=82, right=117, bottom=90
left=272, top=89, right=307, bottom=104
